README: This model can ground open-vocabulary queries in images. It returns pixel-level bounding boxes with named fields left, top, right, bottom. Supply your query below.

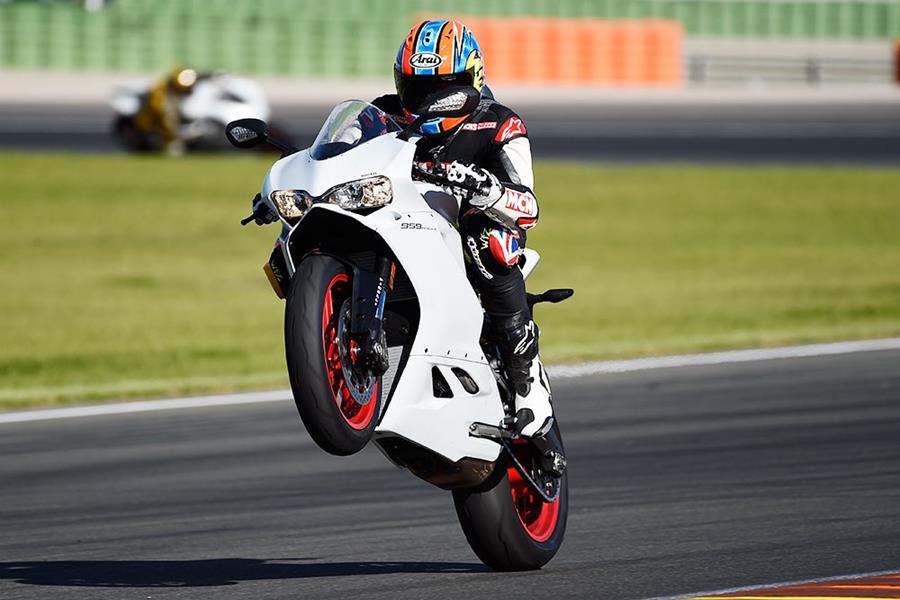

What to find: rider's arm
left=478, top=113, right=540, bottom=230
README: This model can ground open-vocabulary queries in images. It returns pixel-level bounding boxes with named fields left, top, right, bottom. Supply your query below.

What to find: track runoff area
left=2, top=338, right=899, bottom=600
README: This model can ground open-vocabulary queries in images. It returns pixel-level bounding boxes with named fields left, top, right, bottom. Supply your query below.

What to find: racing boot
left=490, top=312, right=554, bottom=439
left=491, top=312, right=566, bottom=477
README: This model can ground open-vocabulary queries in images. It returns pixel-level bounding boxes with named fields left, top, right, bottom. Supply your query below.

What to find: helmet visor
left=395, top=71, right=475, bottom=114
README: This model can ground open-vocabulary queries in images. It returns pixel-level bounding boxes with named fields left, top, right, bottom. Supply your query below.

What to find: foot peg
left=469, top=419, right=566, bottom=501
left=469, top=409, right=536, bottom=440
left=469, top=421, right=517, bottom=440
left=526, top=288, right=574, bottom=310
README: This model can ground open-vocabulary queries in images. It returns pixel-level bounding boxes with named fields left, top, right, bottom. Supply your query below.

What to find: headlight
left=269, top=176, right=391, bottom=222
left=269, top=190, right=311, bottom=220
left=323, top=176, right=392, bottom=210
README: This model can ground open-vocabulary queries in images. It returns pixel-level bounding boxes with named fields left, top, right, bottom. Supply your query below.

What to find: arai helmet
left=394, top=19, right=485, bottom=136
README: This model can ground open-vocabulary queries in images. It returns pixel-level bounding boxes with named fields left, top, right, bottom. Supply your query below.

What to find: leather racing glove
left=445, top=161, right=539, bottom=231
left=445, top=161, right=504, bottom=208
left=251, top=193, right=278, bottom=225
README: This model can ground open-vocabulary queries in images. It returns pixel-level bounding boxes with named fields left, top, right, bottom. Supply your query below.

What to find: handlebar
left=411, top=164, right=482, bottom=194
left=241, top=192, right=268, bottom=226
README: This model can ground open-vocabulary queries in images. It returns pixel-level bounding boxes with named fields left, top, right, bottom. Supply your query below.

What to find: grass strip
left=1, top=152, right=898, bottom=408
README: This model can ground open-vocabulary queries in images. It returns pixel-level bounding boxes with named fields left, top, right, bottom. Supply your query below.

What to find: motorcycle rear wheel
left=285, top=254, right=381, bottom=456
left=452, top=423, right=568, bottom=571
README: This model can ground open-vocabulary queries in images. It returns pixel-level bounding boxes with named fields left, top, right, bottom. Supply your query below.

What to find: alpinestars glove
left=445, top=161, right=504, bottom=208
left=251, top=193, right=278, bottom=225
left=441, top=161, right=540, bottom=231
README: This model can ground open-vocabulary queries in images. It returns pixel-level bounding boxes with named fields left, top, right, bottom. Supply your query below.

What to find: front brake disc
left=336, top=299, right=377, bottom=406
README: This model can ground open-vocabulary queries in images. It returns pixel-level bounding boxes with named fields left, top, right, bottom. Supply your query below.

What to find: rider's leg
left=460, top=210, right=554, bottom=438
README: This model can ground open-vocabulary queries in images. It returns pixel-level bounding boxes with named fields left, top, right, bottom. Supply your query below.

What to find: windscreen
left=310, top=100, right=401, bottom=160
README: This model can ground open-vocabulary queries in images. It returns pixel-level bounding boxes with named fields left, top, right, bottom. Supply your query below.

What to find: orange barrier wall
left=442, top=17, right=683, bottom=86
left=895, top=40, right=900, bottom=84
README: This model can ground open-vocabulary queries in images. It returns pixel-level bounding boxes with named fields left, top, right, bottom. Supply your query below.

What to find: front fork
left=349, top=256, right=395, bottom=376
left=265, top=240, right=395, bottom=377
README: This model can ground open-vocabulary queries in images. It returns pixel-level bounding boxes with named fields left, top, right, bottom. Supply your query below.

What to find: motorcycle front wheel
left=285, top=254, right=381, bottom=456
left=452, top=423, right=568, bottom=571
left=111, top=116, right=155, bottom=152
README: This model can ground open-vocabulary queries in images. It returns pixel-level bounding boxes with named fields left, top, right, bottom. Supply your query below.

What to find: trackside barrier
left=452, top=17, right=683, bottom=86
left=896, top=40, right=900, bottom=84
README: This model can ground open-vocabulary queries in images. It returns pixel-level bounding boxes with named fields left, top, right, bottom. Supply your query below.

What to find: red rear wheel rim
left=507, top=447, right=561, bottom=543
left=321, top=273, right=378, bottom=431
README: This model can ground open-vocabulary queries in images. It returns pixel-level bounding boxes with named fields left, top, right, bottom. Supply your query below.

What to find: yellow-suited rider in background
left=134, top=66, right=197, bottom=155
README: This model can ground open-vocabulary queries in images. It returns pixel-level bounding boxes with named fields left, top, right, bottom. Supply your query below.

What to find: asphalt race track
left=1, top=100, right=900, bottom=164
left=2, top=349, right=899, bottom=600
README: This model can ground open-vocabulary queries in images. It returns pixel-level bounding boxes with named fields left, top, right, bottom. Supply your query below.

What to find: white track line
left=551, top=337, right=900, bottom=378
left=642, top=568, right=900, bottom=600
left=0, top=390, right=292, bottom=425
left=1, top=338, right=898, bottom=425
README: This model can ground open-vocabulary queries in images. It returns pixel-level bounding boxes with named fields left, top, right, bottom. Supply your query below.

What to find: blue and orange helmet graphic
left=394, top=19, right=485, bottom=136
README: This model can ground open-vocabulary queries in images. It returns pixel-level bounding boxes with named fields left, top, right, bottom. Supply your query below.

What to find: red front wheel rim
left=507, top=461, right=561, bottom=543
left=321, top=273, right=378, bottom=431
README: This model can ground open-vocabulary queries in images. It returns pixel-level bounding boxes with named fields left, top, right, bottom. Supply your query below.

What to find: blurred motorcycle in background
left=110, top=70, right=284, bottom=153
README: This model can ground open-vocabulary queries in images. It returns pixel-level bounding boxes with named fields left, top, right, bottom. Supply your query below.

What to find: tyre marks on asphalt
left=689, top=572, right=900, bottom=599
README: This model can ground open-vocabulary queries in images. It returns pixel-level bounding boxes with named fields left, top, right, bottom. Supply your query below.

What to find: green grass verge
left=1, top=152, right=899, bottom=409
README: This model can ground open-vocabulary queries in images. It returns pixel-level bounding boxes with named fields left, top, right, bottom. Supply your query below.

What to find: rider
left=133, top=65, right=198, bottom=155
left=374, top=20, right=553, bottom=440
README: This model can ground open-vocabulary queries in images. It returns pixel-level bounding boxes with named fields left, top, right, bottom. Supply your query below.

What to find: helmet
left=167, top=66, right=197, bottom=94
left=394, top=19, right=485, bottom=136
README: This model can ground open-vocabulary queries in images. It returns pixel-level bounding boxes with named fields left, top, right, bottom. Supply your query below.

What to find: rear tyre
left=452, top=423, right=568, bottom=571
left=285, top=254, right=380, bottom=456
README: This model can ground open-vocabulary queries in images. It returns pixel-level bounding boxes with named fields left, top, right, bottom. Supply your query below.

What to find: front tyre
left=452, top=424, right=568, bottom=571
left=111, top=116, right=155, bottom=152
left=285, top=254, right=380, bottom=456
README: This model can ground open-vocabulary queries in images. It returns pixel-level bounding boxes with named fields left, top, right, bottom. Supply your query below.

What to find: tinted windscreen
left=310, top=101, right=401, bottom=160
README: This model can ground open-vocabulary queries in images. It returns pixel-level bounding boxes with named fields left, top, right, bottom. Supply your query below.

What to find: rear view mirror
left=225, top=118, right=268, bottom=149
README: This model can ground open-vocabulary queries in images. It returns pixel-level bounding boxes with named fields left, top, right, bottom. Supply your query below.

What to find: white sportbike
left=226, top=88, right=572, bottom=571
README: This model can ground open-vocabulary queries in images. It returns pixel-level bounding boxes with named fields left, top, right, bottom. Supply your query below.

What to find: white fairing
left=109, top=80, right=151, bottom=116
left=181, top=75, right=271, bottom=124
left=263, top=107, right=538, bottom=463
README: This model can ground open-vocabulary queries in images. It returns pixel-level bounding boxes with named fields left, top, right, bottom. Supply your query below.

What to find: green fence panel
left=2, top=0, right=899, bottom=75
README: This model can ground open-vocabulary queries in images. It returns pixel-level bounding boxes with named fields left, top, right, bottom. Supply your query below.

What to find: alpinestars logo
left=495, top=117, right=527, bottom=143
left=514, top=321, right=536, bottom=355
